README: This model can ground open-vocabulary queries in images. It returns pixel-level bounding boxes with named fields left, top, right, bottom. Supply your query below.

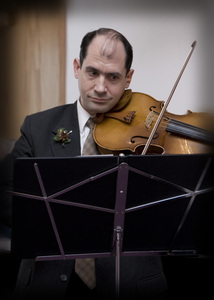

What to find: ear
left=125, top=69, right=134, bottom=88
left=73, top=58, right=81, bottom=79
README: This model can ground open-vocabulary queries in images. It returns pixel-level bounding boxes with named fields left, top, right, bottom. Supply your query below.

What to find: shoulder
left=21, top=102, right=78, bottom=139
left=22, top=102, right=77, bottom=129
left=28, top=103, right=76, bottom=120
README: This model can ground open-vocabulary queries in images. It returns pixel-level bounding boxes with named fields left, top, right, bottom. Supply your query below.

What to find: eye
left=109, top=74, right=119, bottom=82
left=111, top=75, right=118, bottom=80
left=86, top=68, right=98, bottom=78
left=89, top=70, right=97, bottom=76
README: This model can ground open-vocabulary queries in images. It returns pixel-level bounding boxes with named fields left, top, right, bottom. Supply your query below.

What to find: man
left=10, top=28, right=167, bottom=299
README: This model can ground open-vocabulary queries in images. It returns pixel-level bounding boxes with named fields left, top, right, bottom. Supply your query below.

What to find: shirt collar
left=77, top=98, right=93, bottom=133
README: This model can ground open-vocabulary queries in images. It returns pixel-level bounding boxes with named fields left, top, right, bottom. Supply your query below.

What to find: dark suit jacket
left=10, top=102, right=167, bottom=299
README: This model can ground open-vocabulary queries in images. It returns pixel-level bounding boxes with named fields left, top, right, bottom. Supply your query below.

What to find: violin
left=93, top=41, right=214, bottom=156
left=94, top=90, right=214, bottom=155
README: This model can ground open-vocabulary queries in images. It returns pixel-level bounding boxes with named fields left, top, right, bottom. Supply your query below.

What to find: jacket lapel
left=50, top=102, right=81, bottom=157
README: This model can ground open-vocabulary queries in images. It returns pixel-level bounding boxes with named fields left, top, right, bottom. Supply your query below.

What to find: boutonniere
left=53, top=128, right=72, bottom=147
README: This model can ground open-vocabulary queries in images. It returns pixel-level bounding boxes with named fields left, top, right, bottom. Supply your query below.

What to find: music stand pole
left=113, top=162, right=129, bottom=299
left=115, top=226, right=122, bottom=299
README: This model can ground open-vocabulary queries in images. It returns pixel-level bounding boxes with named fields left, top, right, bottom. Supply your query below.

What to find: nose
left=94, top=76, right=107, bottom=94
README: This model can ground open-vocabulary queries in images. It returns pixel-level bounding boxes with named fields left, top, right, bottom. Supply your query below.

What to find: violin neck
left=166, top=119, right=213, bottom=144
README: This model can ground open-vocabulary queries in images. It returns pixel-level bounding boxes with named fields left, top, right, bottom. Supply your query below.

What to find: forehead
left=84, top=35, right=126, bottom=69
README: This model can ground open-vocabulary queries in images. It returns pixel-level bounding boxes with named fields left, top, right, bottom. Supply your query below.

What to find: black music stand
left=11, top=154, right=214, bottom=299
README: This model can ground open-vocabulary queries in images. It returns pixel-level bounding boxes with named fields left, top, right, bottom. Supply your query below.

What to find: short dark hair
left=79, top=28, right=133, bottom=74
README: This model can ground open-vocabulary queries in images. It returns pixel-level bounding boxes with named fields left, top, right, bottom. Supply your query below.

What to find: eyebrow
left=85, top=66, right=122, bottom=78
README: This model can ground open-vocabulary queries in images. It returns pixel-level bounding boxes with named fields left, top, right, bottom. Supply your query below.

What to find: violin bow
left=141, top=40, right=197, bottom=155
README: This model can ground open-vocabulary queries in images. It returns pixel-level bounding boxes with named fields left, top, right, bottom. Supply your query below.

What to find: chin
left=90, top=104, right=111, bottom=114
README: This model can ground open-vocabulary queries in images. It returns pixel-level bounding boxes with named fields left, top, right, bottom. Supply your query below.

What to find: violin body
left=94, top=92, right=213, bottom=155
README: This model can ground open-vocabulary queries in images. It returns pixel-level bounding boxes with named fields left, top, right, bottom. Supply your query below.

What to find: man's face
left=73, top=35, right=134, bottom=115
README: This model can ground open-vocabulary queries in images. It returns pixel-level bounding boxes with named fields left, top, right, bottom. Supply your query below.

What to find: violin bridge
left=145, top=111, right=155, bottom=130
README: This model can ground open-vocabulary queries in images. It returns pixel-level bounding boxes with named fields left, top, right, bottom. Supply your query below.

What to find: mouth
left=90, top=97, right=111, bottom=103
